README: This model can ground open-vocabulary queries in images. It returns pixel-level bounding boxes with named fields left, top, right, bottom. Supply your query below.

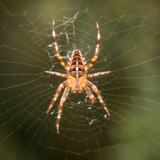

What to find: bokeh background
left=0, top=0, right=160, bottom=160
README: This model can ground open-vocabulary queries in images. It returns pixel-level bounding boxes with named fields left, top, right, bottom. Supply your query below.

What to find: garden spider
left=45, top=20, right=111, bottom=134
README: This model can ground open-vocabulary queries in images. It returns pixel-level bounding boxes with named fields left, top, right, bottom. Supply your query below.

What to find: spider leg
left=56, top=86, right=71, bottom=134
left=87, top=22, right=100, bottom=70
left=86, top=80, right=110, bottom=116
left=84, top=85, right=95, bottom=104
left=47, top=80, right=68, bottom=114
left=45, top=71, right=68, bottom=78
left=53, top=20, right=67, bottom=69
left=86, top=71, right=111, bottom=78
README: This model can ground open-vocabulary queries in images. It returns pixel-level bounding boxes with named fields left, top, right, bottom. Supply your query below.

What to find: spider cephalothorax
left=45, top=20, right=111, bottom=134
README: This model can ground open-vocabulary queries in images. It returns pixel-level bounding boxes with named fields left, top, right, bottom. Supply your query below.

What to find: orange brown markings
left=45, top=71, right=68, bottom=78
left=86, top=75, right=90, bottom=78
left=91, top=98, right=95, bottom=104
left=87, top=54, right=98, bottom=69
left=56, top=104, right=62, bottom=134
left=47, top=108, right=51, bottom=114
left=68, top=66, right=75, bottom=69
left=86, top=71, right=111, bottom=78
left=57, top=119, right=60, bottom=130
left=97, top=39, right=100, bottom=44
left=79, top=66, right=86, bottom=69
left=79, top=52, right=86, bottom=61
left=96, top=91, right=100, bottom=96
left=51, top=100, right=55, bottom=105
left=46, top=80, right=68, bottom=114
left=79, top=76, right=86, bottom=86
left=57, top=55, right=63, bottom=61
left=56, top=56, right=67, bottom=69
left=101, top=102, right=110, bottom=116
left=73, top=55, right=80, bottom=58
left=68, top=50, right=87, bottom=77
left=86, top=80, right=110, bottom=116
left=56, top=50, right=60, bottom=54
left=68, top=75, right=86, bottom=87
left=92, top=58, right=96, bottom=62
left=83, top=85, right=95, bottom=104
left=52, top=20, right=67, bottom=69
left=53, top=37, right=56, bottom=42
left=87, top=23, right=100, bottom=70
left=68, top=75, right=76, bottom=86
left=56, top=86, right=70, bottom=134
left=59, top=104, right=63, bottom=110
left=63, top=75, right=68, bottom=78
left=57, top=89, right=60, bottom=94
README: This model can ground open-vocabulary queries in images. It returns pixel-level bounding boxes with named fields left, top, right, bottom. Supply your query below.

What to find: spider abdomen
left=67, top=50, right=87, bottom=78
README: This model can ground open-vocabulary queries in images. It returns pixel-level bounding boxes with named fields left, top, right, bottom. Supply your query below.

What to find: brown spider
left=45, top=20, right=111, bottom=134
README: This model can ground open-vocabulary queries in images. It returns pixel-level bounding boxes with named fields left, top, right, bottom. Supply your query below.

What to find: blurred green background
left=0, top=0, right=160, bottom=160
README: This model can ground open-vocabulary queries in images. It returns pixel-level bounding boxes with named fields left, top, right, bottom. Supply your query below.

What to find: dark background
left=0, top=0, right=160, bottom=160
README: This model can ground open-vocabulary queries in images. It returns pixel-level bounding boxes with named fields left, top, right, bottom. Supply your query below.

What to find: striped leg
left=53, top=20, right=67, bottom=69
left=86, top=71, right=111, bottom=78
left=87, top=22, right=100, bottom=70
left=47, top=80, right=68, bottom=114
left=86, top=80, right=110, bottom=116
left=56, top=86, right=70, bottom=134
left=84, top=85, right=95, bottom=104
left=45, top=71, right=68, bottom=78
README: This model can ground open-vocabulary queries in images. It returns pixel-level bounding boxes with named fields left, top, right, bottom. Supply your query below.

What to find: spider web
left=0, top=0, right=160, bottom=160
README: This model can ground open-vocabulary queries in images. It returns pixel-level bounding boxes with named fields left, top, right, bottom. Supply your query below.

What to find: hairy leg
left=45, top=71, right=68, bottom=78
left=86, top=80, right=110, bottom=116
left=56, top=86, right=71, bottom=134
left=86, top=71, right=111, bottom=78
left=87, top=22, right=100, bottom=70
left=47, top=80, right=68, bottom=114
left=84, top=85, right=95, bottom=104
left=52, top=20, right=67, bottom=69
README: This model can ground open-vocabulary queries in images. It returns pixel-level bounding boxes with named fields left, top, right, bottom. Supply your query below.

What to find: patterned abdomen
left=67, top=50, right=87, bottom=78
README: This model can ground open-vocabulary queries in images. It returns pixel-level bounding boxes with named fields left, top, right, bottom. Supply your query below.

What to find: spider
left=45, top=20, right=111, bottom=134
